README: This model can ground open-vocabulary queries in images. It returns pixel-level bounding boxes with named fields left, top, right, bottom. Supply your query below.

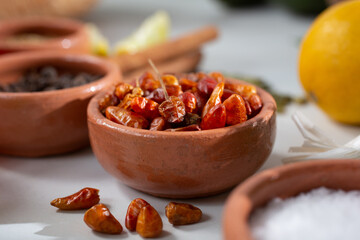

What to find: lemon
left=113, top=11, right=170, bottom=55
left=299, top=1, right=360, bottom=125
left=86, top=23, right=109, bottom=56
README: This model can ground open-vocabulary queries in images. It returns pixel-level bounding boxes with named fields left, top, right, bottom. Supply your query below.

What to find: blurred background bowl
left=0, top=17, right=90, bottom=55
left=0, top=0, right=98, bottom=19
left=223, top=159, right=360, bottom=240
left=0, top=51, right=119, bottom=157
left=87, top=78, right=277, bottom=198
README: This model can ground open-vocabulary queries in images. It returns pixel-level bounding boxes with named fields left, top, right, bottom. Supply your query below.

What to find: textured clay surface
left=0, top=51, right=120, bottom=157
left=87, top=78, right=277, bottom=198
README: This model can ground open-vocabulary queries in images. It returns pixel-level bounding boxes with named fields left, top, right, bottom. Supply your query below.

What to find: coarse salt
left=249, top=187, right=360, bottom=240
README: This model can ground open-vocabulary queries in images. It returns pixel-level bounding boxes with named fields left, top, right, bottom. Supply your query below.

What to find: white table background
left=1, top=0, right=360, bottom=239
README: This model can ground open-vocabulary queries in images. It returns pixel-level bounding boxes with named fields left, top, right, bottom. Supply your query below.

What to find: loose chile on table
left=51, top=188, right=203, bottom=237
left=98, top=72, right=263, bottom=131
left=125, top=198, right=163, bottom=238
left=50, top=187, right=100, bottom=210
left=84, top=203, right=123, bottom=234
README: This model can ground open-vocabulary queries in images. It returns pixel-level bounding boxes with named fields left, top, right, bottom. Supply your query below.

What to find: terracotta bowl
left=0, top=51, right=120, bottom=157
left=87, top=78, right=277, bottom=198
left=0, top=17, right=90, bottom=55
left=223, top=159, right=360, bottom=240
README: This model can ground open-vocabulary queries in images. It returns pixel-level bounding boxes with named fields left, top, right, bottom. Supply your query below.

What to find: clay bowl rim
left=0, top=17, right=86, bottom=50
left=87, top=77, right=277, bottom=137
left=223, top=159, right=360, bottom=240
left=0, top=50, right=119, bottom=98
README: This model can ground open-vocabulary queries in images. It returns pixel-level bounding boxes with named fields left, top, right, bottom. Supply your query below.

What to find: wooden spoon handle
left=123, top=50, right=202, bottom=83
left=113, top=25, right=217, bottom=73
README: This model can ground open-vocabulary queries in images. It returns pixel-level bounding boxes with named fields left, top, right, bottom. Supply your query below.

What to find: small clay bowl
left=223, top=159, right=360, bottom=240
left=0, top=51, right=119, bottom=157
left=0, top=17, right=90, bottom=55
left=87, top=78, right=277, bottom=198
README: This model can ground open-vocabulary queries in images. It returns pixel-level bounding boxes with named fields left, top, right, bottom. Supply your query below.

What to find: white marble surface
left=1, top=1, right=360, bottom=239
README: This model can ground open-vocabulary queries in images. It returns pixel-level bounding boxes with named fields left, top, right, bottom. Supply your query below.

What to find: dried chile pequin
left=244, top=99, right=253, bottom=118
left=158, top=96, right=186, bottom=123
left=225, top=83, right=257, bottom=99
left=147, top=88, right=166, bottom=104
left=136, top=205, right=163, bottom=238
left=147, top=85, right=183, bottom=103
left=179, top=78, right=197, bottom=91
left=118, top=85, right=144, bottom=110
left=179, top=92, right=197, bottom=113
left=149, top=117, right=168, bottom=131
left=50, top=187, right=100, bottom=210
left=125, top=198, right=150, bottom=231
left=98, top=93, right=119, bottom=114
left=162, top=74, right=179, bottom=86
left=223, top=94, right=247, bottom=125
left=197, top=77, right=218, bottom=97
left=139, top=72, right=160, bottom=92
left=105, top=106, right=149, bottom=129
left=166, top=85, right=183, bottom=97
left=200, top=104, right=227, bottom=130
left=209, top=72, right=225, bottom=83
left=247, top=93, right=263, bottom=116
left=165, top=202, right=202, bottom=225
left=131, top=97, right=160, bottom=120
left=191, top=88, right=208, bottom=113
left=114, top=83, right=133, bottom=100
left=201, top=82, right=224, bottom=118
left=84, top=203, right=123, bottom=234
left=221, top=89, right=236, bottom=102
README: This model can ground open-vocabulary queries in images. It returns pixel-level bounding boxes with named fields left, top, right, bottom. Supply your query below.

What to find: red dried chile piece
left=139, top=72, right=160, bottom=92
left=247, top=93, right=263, bottom=115
left=105, top=106, right=149, bottom=129
left=201, top=82, right=224, bottom=118
left=196, top=72, right=208, bottom=81
left=223, top=94, right=247, bottom=126
left=147, top=85, right=183, bottom=104
left=244, top=99, right=253, bottom=118
left=165, top=202, right=202, bottom=225
left=179, top=78, right=197, bottom=91
left=179, top=92, right=197, bottom=113
left=147, top=88, right=166, bottom=104
left=50, top=187, right=100, bottom=210
left=197, top=77, right=217, bottom=97
left=225, top=83, right=257, bottom=99
left=200, top=104, right=227, bottom=130
left=84, top=203, right=123, bottom=234
left=125, top=198, right=150, bottom=231
left=131, top=97, right=160, bottom=120
left=191, top=89, right=207, bottom=113
left=99, top=93, right=119, bottom=114
left=159, top=96, right=186, bottom=123
left=221, top=89, right=236, bottom=102
left=162, top=74, right=179, bottom=86
left=136, top=205, right=163, bottom=238
left=209, top=72, right=225, bottom=83
left=114, top=83, right=133, bottom=100
left=149, top=117, right=167, bottom=131
left=166, top=85, right=183, bottom=97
